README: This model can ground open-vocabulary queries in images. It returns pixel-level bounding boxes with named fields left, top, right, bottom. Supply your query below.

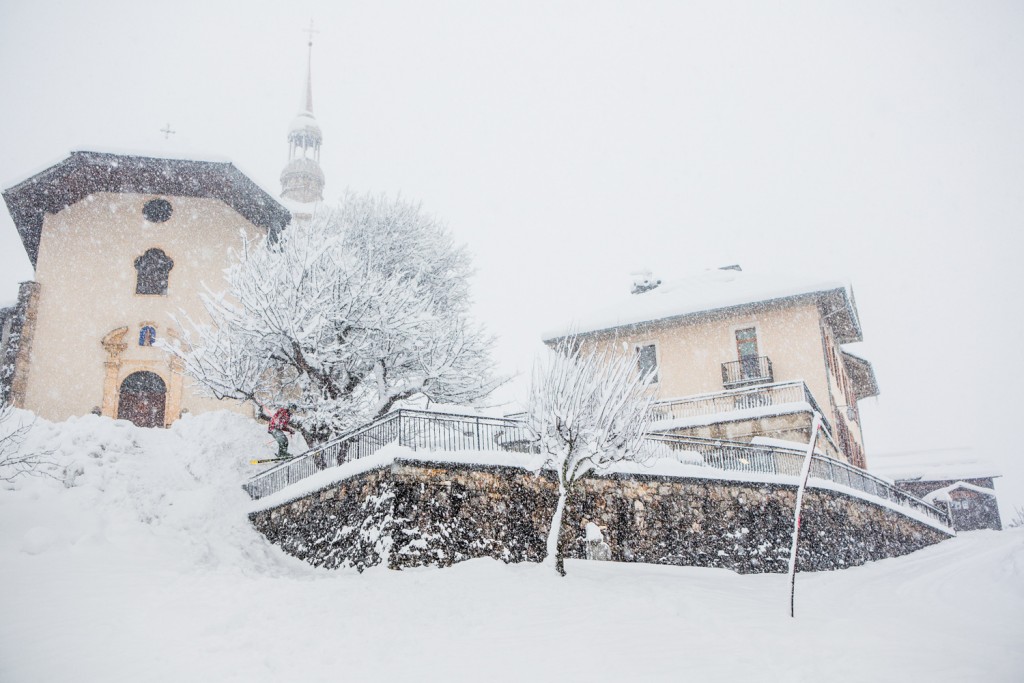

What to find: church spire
left=303, top=30, right=315, bottom=114
left=281, top=21, right=325, bottom=205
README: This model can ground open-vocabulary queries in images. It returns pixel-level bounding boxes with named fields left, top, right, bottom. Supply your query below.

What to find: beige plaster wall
left=575, top=301, right=870, bottom=461
left=579, top=302, right=831, bottom=403
left=24, top=192, right=261, bottom=423
left=820, top=324, right=868, bottom=465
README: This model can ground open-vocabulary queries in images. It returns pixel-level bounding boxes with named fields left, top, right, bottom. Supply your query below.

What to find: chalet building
left=871, top=449, right=1002, bottom=531
left=544, top=266, right=879, bottom=467
left=0, top=40, right=327, bottom=428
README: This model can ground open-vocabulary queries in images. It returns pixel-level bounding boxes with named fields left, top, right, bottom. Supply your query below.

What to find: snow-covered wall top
left=543, top=268, right=860, bottom=343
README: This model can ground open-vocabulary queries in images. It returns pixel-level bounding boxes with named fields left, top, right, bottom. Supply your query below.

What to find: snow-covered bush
left=527, top=337, right=655, bottom=575
left=0, top=402, right=51, bottom=482
left=167, top=192, right=498, bottom=444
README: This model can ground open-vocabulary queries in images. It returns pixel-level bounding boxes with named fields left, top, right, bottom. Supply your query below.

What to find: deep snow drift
left=1, top=411, right=1021, bottom=682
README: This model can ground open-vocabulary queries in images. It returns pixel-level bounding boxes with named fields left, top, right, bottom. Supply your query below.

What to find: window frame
left=634, top=341, right=660, bottom=385
left=134, top=247, right=174, bottom=296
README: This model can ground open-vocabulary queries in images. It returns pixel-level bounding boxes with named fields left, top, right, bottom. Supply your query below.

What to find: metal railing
left=650, top=381, right=833, bottom=436
left=243, top=409, right=534, bottom=500
left=721, top=355, right=773, bottom=387
left=244, top=407, right=950, bottom=530
left=640, top=433, right=951, bottom=527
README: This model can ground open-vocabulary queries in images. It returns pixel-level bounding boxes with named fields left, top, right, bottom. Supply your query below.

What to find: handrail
left=641, top=433, right=951, bottom=528
left=721, top=355, right=773, bottom=387
left=243, top=409, right=534, bottom=500
left=244, top=408, right=951, bottom=531
left=650, top=380, right=837, bottom=444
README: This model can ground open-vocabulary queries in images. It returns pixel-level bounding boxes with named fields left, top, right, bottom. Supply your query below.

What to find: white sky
left=1, top=1, right=1022, bottom=514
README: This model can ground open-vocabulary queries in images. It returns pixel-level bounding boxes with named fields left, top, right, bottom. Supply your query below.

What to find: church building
left=0, top=40, right=326, bottom=428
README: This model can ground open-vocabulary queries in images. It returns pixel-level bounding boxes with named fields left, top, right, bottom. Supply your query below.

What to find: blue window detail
left=139, top=326, right=156, bottom=346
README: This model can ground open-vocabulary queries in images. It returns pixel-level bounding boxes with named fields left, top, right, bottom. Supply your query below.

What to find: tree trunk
left=547, top=484, right=568, bottom=576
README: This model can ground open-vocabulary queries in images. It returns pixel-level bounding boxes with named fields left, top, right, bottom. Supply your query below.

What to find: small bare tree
left=527, top=338, right=655, bottom=576
left=1008, top=506, right=1024, bottom=529
left=0, top=402, right=51, bottom=482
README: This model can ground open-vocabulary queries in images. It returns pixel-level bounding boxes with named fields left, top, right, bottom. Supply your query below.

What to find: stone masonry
left=250, top=458, right=952, bottom=573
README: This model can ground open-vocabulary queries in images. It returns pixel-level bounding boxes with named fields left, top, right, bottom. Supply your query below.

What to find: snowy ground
left=1, top=411, right=1021, bottom=682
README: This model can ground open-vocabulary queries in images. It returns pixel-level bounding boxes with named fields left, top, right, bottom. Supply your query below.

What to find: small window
left=139, top=326, right=156, bottom=346
left=636, top=343, right=658, bottom=383
left=961, top=498, right=970, bottom=510
left=134, top=248, right=174, bottom=295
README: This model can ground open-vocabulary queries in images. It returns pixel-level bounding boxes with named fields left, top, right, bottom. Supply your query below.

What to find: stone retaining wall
left=249, top=459, right=951, bottom=573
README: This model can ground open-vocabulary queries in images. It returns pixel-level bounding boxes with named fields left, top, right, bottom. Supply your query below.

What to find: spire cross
left=302, top=19, right=319, bottom=47
left=300, top=20, right=318, bottom=114
left=160, top=123, right=176, bottom=140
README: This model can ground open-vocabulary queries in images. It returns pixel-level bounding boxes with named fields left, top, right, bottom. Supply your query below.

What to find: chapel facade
left=0, top=39, right=326, bottom=428
left=0, top=152, right=291, bottom=426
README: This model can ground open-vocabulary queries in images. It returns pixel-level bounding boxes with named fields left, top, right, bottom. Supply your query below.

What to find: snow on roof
left=3, top=151, right=291, bottom=266
left=923, top=481, right=998, bottom=504
left=543, top=267, right=861, bottom=343
left=869, top=447, right=1001, bottom=482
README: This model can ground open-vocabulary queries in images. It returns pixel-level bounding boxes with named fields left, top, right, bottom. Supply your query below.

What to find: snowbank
left=1, top=411, right=1020, bottom=682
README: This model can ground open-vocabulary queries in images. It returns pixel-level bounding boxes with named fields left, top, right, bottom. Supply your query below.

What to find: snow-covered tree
left=527, top=338, right=655, bottom=576
left=168, top=192, right=498, bottom=445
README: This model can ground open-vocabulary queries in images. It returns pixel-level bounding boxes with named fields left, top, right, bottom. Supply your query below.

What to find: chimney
left=631, top=270, right=662, bottom=295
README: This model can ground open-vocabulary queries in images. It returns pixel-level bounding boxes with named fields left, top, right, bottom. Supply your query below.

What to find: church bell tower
left=280, top=25, right=325, bottom=205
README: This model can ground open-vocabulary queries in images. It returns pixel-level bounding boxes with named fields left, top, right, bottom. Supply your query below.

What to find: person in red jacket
left=268, top=403, right=297, bottom=459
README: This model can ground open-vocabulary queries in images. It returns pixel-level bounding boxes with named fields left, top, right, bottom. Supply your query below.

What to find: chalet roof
left=869, top=448, right=1001, bottom=483
left=3, top=150, right=292, bottom=267
left=543, top=268, right=863, bottom=344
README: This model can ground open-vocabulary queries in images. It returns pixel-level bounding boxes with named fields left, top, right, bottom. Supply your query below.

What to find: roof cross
left=160, top=123, right=176, bottom=140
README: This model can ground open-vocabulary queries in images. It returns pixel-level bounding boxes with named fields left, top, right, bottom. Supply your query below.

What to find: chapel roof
left=3, top=150, right=292, bottom=267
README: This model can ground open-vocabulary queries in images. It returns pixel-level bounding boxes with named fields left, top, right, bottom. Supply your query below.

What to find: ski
left=249, top=456, right=298, bottom=465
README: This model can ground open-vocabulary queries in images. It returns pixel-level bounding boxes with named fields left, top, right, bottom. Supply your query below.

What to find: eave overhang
left=841, top=350, right=880, bottom=400
left=3, top=150, right=292, bottom=267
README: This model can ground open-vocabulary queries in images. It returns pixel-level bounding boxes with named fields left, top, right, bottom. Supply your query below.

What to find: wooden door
left=118, top=371, right=167, bottom=428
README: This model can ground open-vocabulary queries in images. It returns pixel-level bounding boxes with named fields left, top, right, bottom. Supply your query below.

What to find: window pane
left=736, top=327, right=758, bottom=358
left=636, top=344, right=658, bottom=383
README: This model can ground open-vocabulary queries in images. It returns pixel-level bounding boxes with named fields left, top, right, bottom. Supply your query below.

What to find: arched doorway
left=118, top=371, right=167, bottom=428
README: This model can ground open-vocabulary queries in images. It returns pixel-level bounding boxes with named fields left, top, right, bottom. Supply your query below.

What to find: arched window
left=139, top=325, right=156, bottom=346
left=134, top=248, right=174, bottom=295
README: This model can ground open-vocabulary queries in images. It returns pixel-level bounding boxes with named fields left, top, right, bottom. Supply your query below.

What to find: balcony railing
left=721, top=355, right=773, bottom=388
left=650, top=380, right=832, bottom=434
